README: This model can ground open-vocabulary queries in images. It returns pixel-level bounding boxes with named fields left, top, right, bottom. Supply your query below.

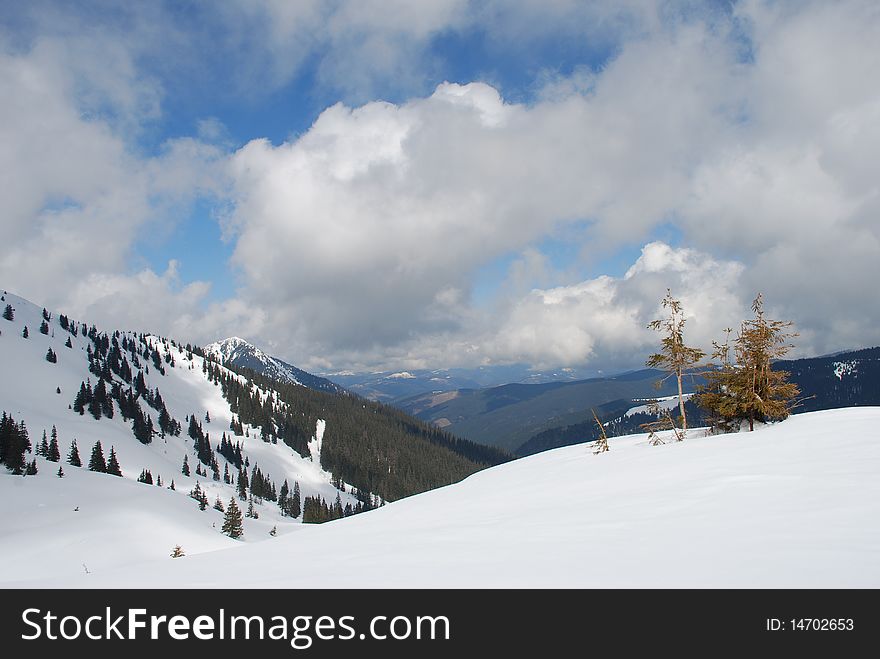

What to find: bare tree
left=591, top=409, right=610, bottom=454
left=646, top=290, right=705, bottom=432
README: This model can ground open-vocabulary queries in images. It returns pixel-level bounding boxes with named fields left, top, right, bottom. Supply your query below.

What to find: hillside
left=7, top=407, right=878, bottom=588
left=0, top=289, right=507, bottom=576
left=396, top=369, right=686, bottom=453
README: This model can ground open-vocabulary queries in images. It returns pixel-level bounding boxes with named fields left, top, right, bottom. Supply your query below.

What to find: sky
left=1, top=0, right=878, bottom=375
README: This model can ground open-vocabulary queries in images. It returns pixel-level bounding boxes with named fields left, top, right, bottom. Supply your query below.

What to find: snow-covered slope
left=206, top=337, right=345, bottom=394
left=0, top=291, right=360, bottom=581
left=7, top=406, right=879, bottom=588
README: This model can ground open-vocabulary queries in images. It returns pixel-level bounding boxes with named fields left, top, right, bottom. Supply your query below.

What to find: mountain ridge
left=206, top=336, right=345, bottom=395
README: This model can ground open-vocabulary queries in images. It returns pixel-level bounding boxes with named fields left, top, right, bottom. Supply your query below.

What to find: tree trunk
left=677, top=369, right=687, bottom=431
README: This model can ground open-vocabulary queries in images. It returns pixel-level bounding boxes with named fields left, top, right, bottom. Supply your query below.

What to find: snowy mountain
left=0, top=289, right=504, bottom=582
left=206, top=336, right=345, bottom=395
left=6, top=406, right=878, bottom=588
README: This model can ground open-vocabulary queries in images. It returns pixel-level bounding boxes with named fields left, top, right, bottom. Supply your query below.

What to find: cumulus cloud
left=223, top=35, right=741, bottom=361
left=3, top=1, right=878, bottom=374
left=0, top=25, right=226, bottom=342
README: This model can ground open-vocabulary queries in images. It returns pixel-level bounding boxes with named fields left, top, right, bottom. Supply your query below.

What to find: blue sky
left=1, top=1, right=878, bottom=373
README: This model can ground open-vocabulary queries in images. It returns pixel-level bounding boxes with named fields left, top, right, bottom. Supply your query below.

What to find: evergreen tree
left=25, top=459, right=38, bottom=475
left=2, top=304, right=13, bottom=321
left=45, top=347, right=57, bottom=363
left=696, top=294, right=801, bottom=432
left=47, top=427, right=61, bottom=462
left=65, top=337, right=73, bottom=349
left=88, top=440, right=107, bottom=472
left=222, top=498, right=244, bottom=539
left=646, top=289, right=705, bottom=431
left=0, top=413, right=30, bottom=474
left=106, top=447, right=123, bottom=476
left=213, top=496, right=225, bottom=512
left=39, top=319, right=49, bottom=335
left=67, top=439, right=82, bottom=467
left=279, top=480, right=289, bottom=516
left=57, top=465, right=64, bottom=478
left=21, top=325, right=28, bottom=338
left=237, top=468, right=248, bottom=501
left=73, top=382, right=90, bottom=415
left=181, top=454, right=190, bottom=476
left=290, top=481, right=302, bottom=519
left=37, top=431, right=49, bottom=457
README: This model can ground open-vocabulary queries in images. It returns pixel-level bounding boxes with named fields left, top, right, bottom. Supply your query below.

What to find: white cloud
left=3, top=1, right=879, bottom=374
left=0, top=28, right=226, bottom=341
left=481, top=242, right=746, bottom=369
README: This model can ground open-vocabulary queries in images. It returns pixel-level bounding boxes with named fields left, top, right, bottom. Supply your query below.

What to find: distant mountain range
left=322, top=363, right=603, bottom=402
left=395, top=368, right=689, bottom=454
left=395, top=347, right=880, bottom=456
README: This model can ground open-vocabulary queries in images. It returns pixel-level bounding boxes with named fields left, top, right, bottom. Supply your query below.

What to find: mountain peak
left=205, top=336, right=345, bottom=395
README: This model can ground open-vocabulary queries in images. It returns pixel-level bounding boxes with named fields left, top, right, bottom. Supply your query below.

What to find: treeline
left=775, top=346, right=880, bottom=412
left=69, top=329, right=184, bottom=443
left=206, top=359, right=511, bottom=502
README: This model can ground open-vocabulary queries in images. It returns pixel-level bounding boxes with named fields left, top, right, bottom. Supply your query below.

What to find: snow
left=386, top=371, right=416, bottom=379
left=205, top=336, right=304, bottom=387
left=626, top=393, right=693, bottom=416
left=5, top=401, right=879, bottom=588
left=0, top=291, right=359, bottom=582
left=3, top=290, right=879, bottom=589
left=307, top=419, right=325, bottom=464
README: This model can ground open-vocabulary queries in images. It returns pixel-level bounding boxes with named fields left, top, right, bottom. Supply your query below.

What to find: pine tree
left=646, top=289, right=705, bottom=431
left=88, top=440, right=107, bottom=472
left=696, top=294, right=801, bottom=432
left=279, top=480, right=289, bottom=516
left=213, top=496, right=225, bottom=512
left=67, top=439, right=82, bottom=467
left=21, top=325, right=29, bottom=338
left=222, top=498, right=244, bottom=539
left=237, top=468, right=248, bottom=501
left=45, top=347, right=57, bottom=363
left=47, top=427, right=61, bottom=462
left=291, top=481, right=302, bottom=519
left=39, top=319, right=49, bottom=335
left=106, top=447, right=123, bottom=476
left=65, top=336, right=73, bottom=349
left=37, top=431, right=49, bottom=457
left=57, top=465, right=64, bottom=478
left=181, top=454, right=190, bottom=476
left=2, top=304, right=13, bottom=321
left=25, top=459, right=38, bottom=475
left=0, top=413, right=29, bottom=474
